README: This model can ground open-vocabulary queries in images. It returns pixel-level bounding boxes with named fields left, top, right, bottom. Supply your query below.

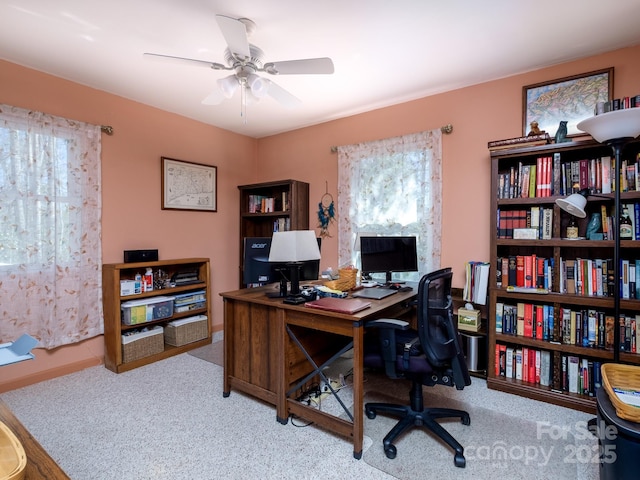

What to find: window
left=0, top=105, right=103, bottom=348
left=337, top=129, right=442, bottom=282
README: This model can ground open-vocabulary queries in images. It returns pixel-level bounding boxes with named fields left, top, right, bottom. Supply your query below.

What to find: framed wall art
left=161, top=157, right=217, bottom=212
left=522, top=67, right=613, bottom=138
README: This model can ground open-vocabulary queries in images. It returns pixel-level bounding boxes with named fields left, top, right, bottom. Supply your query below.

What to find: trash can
left=596, top=387, right=640, bottom=480
left=460, top=332, right=486, bottom=374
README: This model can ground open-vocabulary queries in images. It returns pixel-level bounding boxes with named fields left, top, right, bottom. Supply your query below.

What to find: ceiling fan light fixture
left=217, top=75, right=239, bottom=98
left=247, top=73, right=269, bottom=98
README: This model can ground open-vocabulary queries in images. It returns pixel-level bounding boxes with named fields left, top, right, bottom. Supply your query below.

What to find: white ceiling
left=1, top=0, right=640, bottom=138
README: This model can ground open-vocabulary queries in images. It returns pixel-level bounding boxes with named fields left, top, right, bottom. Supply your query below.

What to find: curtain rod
left=330, top=124, right=453, bottom=153
left=101, top=125, right=114, bottom=135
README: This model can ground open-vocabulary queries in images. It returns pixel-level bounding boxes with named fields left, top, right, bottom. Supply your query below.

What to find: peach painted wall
left=1, top=44, right=639, bottom=391
left=258, top=45, right=640, bottom=287
left=0, top=60, right=258, bottom=391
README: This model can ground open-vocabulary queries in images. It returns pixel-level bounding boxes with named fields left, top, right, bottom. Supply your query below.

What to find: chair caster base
left=384, top=444, right=397, bottom=459
left=454, top=452, right=466, bottom=468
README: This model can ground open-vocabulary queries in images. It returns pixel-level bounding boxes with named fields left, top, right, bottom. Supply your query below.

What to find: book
left=568, top=355, right=579, bottom=393
left=523, top=302, right=533, bottom=337
left=499, top=344, right=507, bottom=376
left=565, top=259, right=576, bottom=294
left=304, top=297, right=371, bottom=314
left=540, top=350, right=551, bottom=387
left=542, top=208, right=553, bottom=240
left=516, top=302, right=525, bottom=336
left=495, top=302, right=504, bottom=333
left=515, top=348, right=523, bottom=380
left=505, top=346, right=514, bottom=378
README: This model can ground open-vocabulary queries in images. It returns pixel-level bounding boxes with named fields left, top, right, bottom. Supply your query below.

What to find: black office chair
left=363, top=267, right=471, bottom=467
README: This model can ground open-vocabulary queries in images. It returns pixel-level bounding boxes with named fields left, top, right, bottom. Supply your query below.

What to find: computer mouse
left=398, top=286, right=413, bottom=292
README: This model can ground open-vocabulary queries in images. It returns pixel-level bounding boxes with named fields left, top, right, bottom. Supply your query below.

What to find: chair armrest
left=365, top=318, right=410, bottom=329
left=365, top=318, right=411, bottom=378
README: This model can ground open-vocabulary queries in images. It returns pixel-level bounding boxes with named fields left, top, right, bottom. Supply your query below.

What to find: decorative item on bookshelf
left=488, top=133, right=550, bottom=151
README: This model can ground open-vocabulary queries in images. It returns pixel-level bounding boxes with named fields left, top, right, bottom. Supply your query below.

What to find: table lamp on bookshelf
left=268, top=230, right=321, bottom=296
left=562, top=107, right=640, bottom=362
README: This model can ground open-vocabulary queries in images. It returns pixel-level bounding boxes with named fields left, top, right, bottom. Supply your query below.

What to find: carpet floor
left=189, top=341, right=599, bottom=479
left=0, top=340, right=599, bottom=479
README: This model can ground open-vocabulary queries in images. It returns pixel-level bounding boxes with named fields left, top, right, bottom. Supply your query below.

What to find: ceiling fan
left=144, top=14, right=334, bottom=112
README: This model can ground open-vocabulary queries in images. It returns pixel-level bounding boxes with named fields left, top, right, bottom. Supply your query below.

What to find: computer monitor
left=242, top=236, right=321, bottom=287
left=360, top=236, right=418, bottom=283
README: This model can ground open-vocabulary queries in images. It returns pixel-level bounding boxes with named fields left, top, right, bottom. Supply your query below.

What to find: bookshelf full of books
left=237, top=179, right=309, bottom=288
left=489, top=138, right=640, bottom=412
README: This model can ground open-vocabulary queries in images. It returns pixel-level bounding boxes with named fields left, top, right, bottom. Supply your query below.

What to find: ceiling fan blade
left=201, top=88, right=226, bottom=105
left=215, top=15, right=251, bottom=60
left=264, top=80, right=301, bottom=109
left=143, top=52, right=227, bottom=70
left=263, top=57, right=334, bottom=75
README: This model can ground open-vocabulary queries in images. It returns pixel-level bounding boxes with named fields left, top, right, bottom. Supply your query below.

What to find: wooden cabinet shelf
left=488, top=138, right=640, bottom=413
left=102, top=258, right=212, bottom=373
left=238, top=179, right=309, bottom=288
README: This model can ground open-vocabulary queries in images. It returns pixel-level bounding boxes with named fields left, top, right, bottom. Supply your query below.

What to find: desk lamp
left=557, top=108, right=640, bottom=362
left=268, top=230, right=321, bottom=297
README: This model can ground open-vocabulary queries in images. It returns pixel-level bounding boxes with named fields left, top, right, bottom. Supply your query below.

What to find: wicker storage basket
left=164, top=315, right=208, bottom=347
left=324, top=267, right=359, bottom=291
left=601, top=363, right=640, bottom=422
left=0, top=421, right=26, bottom=480
left=121, top=326, right=164, bottom=363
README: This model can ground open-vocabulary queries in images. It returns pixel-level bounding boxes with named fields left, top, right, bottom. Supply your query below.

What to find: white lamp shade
left=268, top=230, right=321, bottom=262
left=556, top=193, right=587, bottom=218
left=577, top=108, right=640, bottom=143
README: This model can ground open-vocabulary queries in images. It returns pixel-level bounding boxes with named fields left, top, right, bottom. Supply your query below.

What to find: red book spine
left=529, top=349, right=536, bottom=384
left=579, top=159, right=589, bottom=190
left=535, top=305, right=544, bottom=339
left=516, top=255, right=525, bottom=287
left=524, top=302, right=534, bottom=338
left=546, top=156, right=552, bottom=197
left=524, top=254, right=534, bottom=288
left=536, top=157, right=543, bottom=197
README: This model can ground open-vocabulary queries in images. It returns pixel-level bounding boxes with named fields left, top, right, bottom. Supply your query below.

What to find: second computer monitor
left=360, top=236, right=418, bottom=283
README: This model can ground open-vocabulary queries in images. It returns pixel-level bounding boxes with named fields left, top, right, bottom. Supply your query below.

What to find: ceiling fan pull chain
left=241, top=82, right=248, bottom=124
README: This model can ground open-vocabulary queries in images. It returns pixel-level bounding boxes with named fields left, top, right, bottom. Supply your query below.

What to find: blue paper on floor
left=0, top=333, right=38, bottom=366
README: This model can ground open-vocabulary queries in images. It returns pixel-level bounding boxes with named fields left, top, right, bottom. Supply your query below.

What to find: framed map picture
left=161, top=157, right=217, bottom=212
left=523, top=68, right=613, bottom=138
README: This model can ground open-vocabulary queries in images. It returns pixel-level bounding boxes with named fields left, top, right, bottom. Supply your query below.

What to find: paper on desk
left=0, top=333, right=38, bottom=366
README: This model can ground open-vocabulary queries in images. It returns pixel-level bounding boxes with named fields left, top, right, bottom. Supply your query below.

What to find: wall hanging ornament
left=317, top=184, right=336, bottom=238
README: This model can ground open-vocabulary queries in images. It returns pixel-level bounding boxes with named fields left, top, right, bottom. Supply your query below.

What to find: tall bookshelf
left=488, top=139, right=640, bottom=412
left=238, top=179, right=309, bottom=288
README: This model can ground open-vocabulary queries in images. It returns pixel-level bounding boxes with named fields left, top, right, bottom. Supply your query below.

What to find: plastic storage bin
left=121, top=296, right=175, bottom=325
left=172, top=290, right=206, bottom=313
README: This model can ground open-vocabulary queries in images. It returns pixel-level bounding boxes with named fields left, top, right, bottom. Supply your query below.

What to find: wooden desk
left=0, top=398, right=69, bottom=479
left=220, top=286, right=416, bottom=458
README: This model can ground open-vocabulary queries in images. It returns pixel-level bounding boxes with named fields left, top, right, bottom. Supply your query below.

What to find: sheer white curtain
left=0, top=104, right=103, bottom=349
left=337, top=129, right=442, bottom=281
